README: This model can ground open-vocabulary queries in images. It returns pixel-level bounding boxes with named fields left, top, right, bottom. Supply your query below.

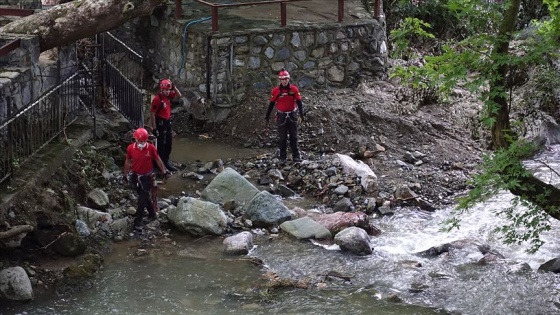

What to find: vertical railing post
left=6, top=97, right=13, bottom=181
left=280, top=2, right=287, bottom=26
left=175, top=0, right=182, bottom=18
left=338, top=0, right=344, bottom=22
left=212, top=6, right=218, bottom=32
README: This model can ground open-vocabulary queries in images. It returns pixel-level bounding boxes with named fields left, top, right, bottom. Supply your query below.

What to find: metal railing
left=101, top=32, right=144, bottom=128
left=0, top=68, right=95, bottom=184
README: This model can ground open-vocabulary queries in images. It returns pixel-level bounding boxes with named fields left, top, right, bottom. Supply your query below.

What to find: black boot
left=164, top=160, right=178, bottom=172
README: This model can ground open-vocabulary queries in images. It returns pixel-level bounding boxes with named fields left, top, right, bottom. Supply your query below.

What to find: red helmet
left=160, top=79, right=173, bottom=90
left=278, top=70, right=290, bottom=79
left=133, top=128, right=149, bottom=142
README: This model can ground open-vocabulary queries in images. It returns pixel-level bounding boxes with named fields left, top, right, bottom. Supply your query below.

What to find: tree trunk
left=0, top=0, right=165, bottom=52
left=489, top=0, right=520, bottom=150
left=490, top=0, right=560, bottom=219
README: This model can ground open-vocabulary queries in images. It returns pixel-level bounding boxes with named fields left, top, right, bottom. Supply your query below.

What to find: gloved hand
left=298, top=115, right=304, bottom=124
left=122, top=174, right=128, bottom=183
left=265, top=116, right=270, bottom=124
left=163, top=170, right=171, bottom=181
left=153, top=130, right=159, bottom=137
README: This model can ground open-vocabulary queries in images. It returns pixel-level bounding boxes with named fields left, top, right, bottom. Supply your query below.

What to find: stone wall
left=118, top=8, right=387, bottom=111
left=0, top=32, right=77, bottom=121
left=0, top=0, right=39, bottom=9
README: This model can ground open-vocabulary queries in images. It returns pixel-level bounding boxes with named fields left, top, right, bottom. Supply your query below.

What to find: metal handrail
left=185, top=0, right=349, bottom=32
left=0, top=39, right=20, bottom=56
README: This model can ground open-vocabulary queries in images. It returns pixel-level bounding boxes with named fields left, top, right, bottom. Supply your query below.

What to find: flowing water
left=4, top=141, right=560, bottom=315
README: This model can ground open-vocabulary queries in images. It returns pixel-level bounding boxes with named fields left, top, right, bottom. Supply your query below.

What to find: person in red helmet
left=123, top=127, right=168, bottom=231
left=150, top=78, right=182, bottom=172
left=265, top=69, right=305, bottom=164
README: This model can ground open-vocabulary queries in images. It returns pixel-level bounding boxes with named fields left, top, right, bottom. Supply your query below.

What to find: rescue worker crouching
left=123, top=128, right=169, bottom=231
left=265, top=69, right=305, bottom=164
left=150, top=78, right=182, bottom=172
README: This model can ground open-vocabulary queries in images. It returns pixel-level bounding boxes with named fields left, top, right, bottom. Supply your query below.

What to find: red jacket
left=126, top=142, right=159, bottom=175
left=150, top=91, right=177, bottom=120
left=269, top=84, right=302, bottom=112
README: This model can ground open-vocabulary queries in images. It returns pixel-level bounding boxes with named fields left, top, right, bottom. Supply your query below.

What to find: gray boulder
left=87, top=188, right=110, bottom=210
left=280, top=217, right=332, bottom=239
left=334, top=227, right=373, bottom=256
left=244, top=191, right=291, bottom=227
left=223, top=231, right=253, bottom=255
left=0, top=267, right=33, bottom=301
left=201, top=167, right=259, bottom=210
left=168, top=197, right=227, bottom=236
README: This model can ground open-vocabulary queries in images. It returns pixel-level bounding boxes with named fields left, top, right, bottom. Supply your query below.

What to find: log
left=0, top=224, right=33, bottom=239
left=0, top=0, right=165, bottom=52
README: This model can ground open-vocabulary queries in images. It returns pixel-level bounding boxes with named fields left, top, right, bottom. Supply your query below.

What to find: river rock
left=280, top=217, right=332, bottom=239
left=244, top=191, right=292, bottom=227
left=223, top=231, right=253, bottom=255
left=201, top=167, right=259, bottom=210
left=307, top=211, right=370, bottom=234
left=168, top=197, right=227, bottom=236
left=76, top=206, right=113, bottom=228
left=333, top=197, right=354, bottom=212
left=335, top=153, right=378, bottom=194
left=0, top=266, right=33, bottom=301
left=87, top=188, right=110, bottom=210
left=334, top=227, right=373, bottom=255
left=538, top=257, right=560, bottom=273
left=52, top=232, right=86, bottom=257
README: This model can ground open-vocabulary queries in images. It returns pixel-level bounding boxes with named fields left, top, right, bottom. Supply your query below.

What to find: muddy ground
left=176, top=79, right=486, bottom=207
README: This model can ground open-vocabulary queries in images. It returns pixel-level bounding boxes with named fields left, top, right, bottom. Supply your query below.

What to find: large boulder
left=201, top=167, right=260, bottom=210
left=538, top=257, right=560, bottom=273
left=334, top=227, right=373, bottom=256
left=244, top=191, right=292, bottom=227
left=167, top=197, right=227, bottom=236
left=280, top=217, right=332, bottom=239
left=0, top=267, right=33, bottom=301
left=307, top=211, right=371, bottom=234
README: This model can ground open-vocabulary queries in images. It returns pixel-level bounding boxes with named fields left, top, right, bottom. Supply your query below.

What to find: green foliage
left=387, top=0, right=560, bottom=251
left=389, top=17, right=435, bottom=60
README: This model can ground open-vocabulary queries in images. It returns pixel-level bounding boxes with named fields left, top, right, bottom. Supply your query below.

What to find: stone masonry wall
left=0, top=32, right=77, bottom=122
left=119, top=10, right=387, bottom=112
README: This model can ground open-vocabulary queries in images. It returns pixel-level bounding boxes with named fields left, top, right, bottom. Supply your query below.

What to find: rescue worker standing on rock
left=265, top=69, right=305, bottom=164
left=123, top=128, right=168, bottom=231
left=150, top=78, right=182, bottom=172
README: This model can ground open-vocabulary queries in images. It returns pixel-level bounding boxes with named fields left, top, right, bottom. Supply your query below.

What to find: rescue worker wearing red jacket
left=123, top=128, right=168, bottom=231
left=150, top=78, right=182, bottom=172
left=265, top=69, right=305, bottom=163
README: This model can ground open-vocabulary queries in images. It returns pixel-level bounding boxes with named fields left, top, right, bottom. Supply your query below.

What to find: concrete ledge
left=0, top=122, right=92, bottom=215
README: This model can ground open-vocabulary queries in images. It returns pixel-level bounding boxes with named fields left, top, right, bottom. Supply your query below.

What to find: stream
left=3, top=139, right=560, bottom=315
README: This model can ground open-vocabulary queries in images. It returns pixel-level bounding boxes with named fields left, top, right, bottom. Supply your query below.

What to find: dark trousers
left=276, top=112, right=300, bottom=160
left=129, top=173, right=156, bottom=227
left=155, top=118, right=173, bottom=164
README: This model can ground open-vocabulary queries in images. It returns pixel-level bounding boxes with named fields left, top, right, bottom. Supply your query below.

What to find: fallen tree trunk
left=0, top=224, right=33, bottom=239
left=0, top=0, right=165, bottom=52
